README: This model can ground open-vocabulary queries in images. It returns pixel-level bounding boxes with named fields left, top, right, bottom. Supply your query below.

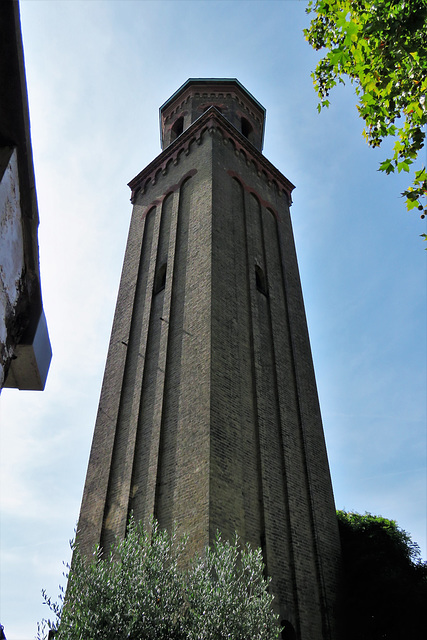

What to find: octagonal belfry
left=160, top=78, right=265, bottom=151
left=77, top=78, right=340, bottom=640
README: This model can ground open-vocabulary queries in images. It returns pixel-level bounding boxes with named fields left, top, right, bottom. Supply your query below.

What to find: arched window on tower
left=241, top=116, right=253, bottom=140
left=171, top=116, right=184, bottom=141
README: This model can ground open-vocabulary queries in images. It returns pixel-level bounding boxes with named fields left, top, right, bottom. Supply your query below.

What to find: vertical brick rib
left=237, top=184, right=266, bottom=555
left=262, top=206, right=319, bottom=636
left=210, top=173, right=260, bottom=544
left=276, top=206, right=339, bottom=640
left=244, top=192, right=300, bottom=629
left=128, top=192, right=174, bottom=524
left=231, top=177, right=263, bottom=546
left=100, top=205, right=158, bottom=552
left=154, top=176, right=193, bottom=531
left=76, top=202, right=149, bottom=557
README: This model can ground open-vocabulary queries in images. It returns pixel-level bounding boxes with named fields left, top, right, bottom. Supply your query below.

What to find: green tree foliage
left=304, top=0, right=427, bottom=238
left=37, top=517, right=280, bottom=640
left=337, top=511, right=427, bottom=639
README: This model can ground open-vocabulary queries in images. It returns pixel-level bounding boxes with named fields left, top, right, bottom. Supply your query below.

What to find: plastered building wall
left=0, top=148, right=24, bottom=385
left=0, top=1, right=51, bottom=391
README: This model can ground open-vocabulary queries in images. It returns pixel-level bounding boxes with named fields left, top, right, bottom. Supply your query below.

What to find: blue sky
left=0, top=1, right=425, bottom=638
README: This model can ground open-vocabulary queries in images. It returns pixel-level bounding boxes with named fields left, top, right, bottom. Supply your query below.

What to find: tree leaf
left=305, top=0, right=427, bottom=237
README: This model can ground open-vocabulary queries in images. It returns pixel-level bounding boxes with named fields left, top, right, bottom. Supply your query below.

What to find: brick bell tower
left=77, top=79, right=340, bottom=640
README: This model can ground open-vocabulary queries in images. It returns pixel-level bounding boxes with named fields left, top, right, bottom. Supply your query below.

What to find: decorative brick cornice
left=128, top=107, right=295, bottom=204
left=160, top=79, right=265, bottom=126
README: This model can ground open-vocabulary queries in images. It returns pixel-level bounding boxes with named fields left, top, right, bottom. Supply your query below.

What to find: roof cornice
left=160, top=78, right=265, bottom=118
left=129, top=107, right=295, bottom=204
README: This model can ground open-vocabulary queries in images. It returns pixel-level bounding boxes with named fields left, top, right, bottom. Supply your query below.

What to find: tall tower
left=77, top=79, right=340, bottom=640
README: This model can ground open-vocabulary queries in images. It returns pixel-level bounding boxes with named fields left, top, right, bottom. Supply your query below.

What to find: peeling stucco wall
left=0, top=147, right=25, bottom=386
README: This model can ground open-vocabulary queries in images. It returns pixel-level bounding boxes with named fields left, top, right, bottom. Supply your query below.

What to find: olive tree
left=38, top=517, right=280, bottom=640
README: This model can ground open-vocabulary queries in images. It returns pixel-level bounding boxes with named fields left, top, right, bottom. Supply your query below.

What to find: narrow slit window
left=241, top=116, right=253, bottom=139
left=171, top=116, right=184, bottom=141
left=255, top=265, right=268, bottom=296
left=154, top=263, right=167, bottom=294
